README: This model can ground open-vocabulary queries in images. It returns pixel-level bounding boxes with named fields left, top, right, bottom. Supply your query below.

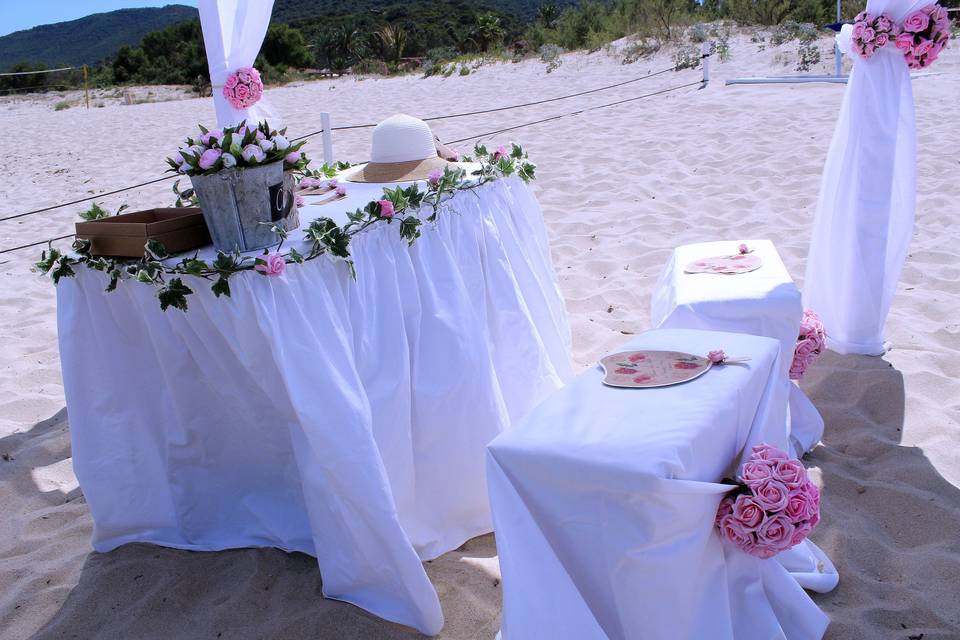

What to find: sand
left=2, top=29, right=960, bottom=639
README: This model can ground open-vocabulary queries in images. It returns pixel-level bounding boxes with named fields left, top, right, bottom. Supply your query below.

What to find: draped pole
left=802, top=0, right=928, bottom=355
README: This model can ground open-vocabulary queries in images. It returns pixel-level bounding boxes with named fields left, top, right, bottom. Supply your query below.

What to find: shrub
left=54, top=101, right=71, bottom=111
left=674, top=44, right=702, bottom=70
left=539, top=44, right=565, bottom=73
left=796, top=41, right=821, bottom=71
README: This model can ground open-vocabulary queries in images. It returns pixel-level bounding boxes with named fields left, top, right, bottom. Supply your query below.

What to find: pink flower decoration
left=772, top=459, right=807, bottom=490
left=738, top=243, right=749, bottom=254
left=716, top=495, right=735, bottom=527
left=493, top=144, right=510, bottom=161
left=223, top=66, right=265, bottom=110
left=731, top=494, right=766, bottom=530
left=198, top=148, right=222, bottom=170
left=674, top=361, right=699, bottom=370
left=284, top=151, right=302, bottom=165
left=708, top=350, right=726, bottom=364
left=740, top=460, right=774, bottom=487
left=378, top=199, right=395, bottom=218
left=756, top=514, right=795, bottom=552
left=790, top=309, right=826, bottom=380
left=719, top=514, right=756, bottom=552
left=614, top=367, right=638, bottom=374
left=254, top=253, right=286, bottom=277
left=428, top=169, right=443, bottom=185
left=752, top=479, right=790, bottom=512
left=895, top=31, right=916, bottom=51
left=335, top=185, right=347, bottom=197
left=295, top=194, right=305, bottom=208
left=903, top=10, right=930, bottom=33
left=752, top=443, right=790, bottom=462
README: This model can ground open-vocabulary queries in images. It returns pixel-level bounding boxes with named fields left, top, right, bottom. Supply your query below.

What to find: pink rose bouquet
left=716, top=444, right=820, bottom=559
left=790, top=309, right=826, bottom=380
left=896, top=3, right=951, bottom=70
left=850, top=11, right=901, bottom=59
left=167, top=120, right=309, bottom=176
left=223, top=66, right=264, bottom=110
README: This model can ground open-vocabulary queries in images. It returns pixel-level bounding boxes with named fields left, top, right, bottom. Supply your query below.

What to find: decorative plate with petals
left=599, top=350, right=712, bottom=388
left=684, top=253, right=762, bottom=275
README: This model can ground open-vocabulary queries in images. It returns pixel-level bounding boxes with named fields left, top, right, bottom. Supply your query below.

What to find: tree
left=376, top=24, right=409, bottom=66
left=537, top=4, right=561, bottom=29
left=470, top=13, right=506, bottom=52
left=317, top=24, right=367, bottom=72
left=260, top=23, right=314, bottom=69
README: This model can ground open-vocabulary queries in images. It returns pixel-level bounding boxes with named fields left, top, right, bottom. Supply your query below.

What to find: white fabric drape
left=57, top=178, right=573, bottom=636
left=803, top=0, right=927, bottom=355
left=198, top=0, right=276, bottom=127
left=488, top=329, right=837, bottom=640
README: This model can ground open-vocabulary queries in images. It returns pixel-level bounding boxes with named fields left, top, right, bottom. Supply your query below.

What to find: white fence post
left=702, top=42, right=712, bottom=85
left=320, top=111, right=334, bottom=165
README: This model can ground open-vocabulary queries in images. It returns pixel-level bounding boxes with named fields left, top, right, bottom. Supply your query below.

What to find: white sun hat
left=346, top=113, right=455, bottom=183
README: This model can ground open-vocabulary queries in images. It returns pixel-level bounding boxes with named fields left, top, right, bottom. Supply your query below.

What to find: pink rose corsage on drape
left=790, top=309, right=826, bottom=380
left=223, top=66, right=264, bottom=110
left=715, top=444, right=821, bottom=559
left=849, top=4, right=951, bottom=69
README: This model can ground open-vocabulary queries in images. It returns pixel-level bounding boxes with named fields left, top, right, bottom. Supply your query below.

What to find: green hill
left=0, top=5, right=197, bottom=71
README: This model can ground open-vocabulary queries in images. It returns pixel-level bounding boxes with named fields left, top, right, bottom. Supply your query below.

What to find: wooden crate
left=75, top=208, right=211, bottom=258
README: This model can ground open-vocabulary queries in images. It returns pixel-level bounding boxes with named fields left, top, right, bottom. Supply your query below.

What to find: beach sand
left=2, top=31, right=959, bottom=639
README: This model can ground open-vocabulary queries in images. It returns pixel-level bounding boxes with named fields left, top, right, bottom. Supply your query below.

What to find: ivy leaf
left=288, top=247, right=305, bottom=264
left=399, top=216, right=422, bottom=245
left=34, top=248, right=60, bottom=274
left=158, top=278, right=192, bottom=312
left=213, top=250, right=238, bottom=273
left=105, top=269, right=122, bottom=292
left=180, top=258, right=208, bottom=275
left=79, top=203, right=109, bottom=221
left=211, top=276, right=231, bottom=298
left=145, top=240, right=170, bottom=261
left=50, top=256, right=76, bottom=284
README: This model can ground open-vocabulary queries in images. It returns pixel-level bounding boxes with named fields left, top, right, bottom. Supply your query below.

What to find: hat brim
left=345, top=156, right=454, bottom=183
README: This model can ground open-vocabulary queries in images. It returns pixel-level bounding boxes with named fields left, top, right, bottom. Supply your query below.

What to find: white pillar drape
left=198, top=0, right=276, bottom=128
left=803, top=0, right=927, bottom=355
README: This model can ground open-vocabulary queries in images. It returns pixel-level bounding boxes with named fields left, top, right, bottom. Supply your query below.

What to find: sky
left=0, top=1, right=198, bottom=37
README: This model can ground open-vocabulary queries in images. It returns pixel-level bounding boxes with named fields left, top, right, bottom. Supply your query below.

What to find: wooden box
left=75, top=208, right=211, bottom=258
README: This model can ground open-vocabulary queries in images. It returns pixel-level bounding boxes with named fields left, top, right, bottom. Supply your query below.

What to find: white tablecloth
left=649, top=240, right=824, bottom=454
left=488, top=329, right=836, bottom=640
left=56, top=176, right=573, bottom=636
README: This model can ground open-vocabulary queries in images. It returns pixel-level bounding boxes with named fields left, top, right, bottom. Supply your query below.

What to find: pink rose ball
left=378, top=199, right=395, bottom=218
left=752, top=478, right=790, bottom=512
left=255, top=253, right=286, bottom=277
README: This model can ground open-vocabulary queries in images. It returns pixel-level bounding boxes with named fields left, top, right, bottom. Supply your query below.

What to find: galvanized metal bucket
left=189, top=162, right=300, bottom=253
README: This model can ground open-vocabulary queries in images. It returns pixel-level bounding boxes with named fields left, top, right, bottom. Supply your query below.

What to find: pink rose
left=738, top=243, right=749, bottom=254
left=875, top=32, right=889, bottom=48
left=254, top=253, right=286, bottom=277
left=876, top=15, right=892, bottom=31
left=378, top=200, right=395, bottom=218
left=740, top=460, right=774, bottom=486
left=493, top=144, right=510, bottom=160
left=241, top=144, right=266, bottom=164
left=716, top=495, right=735, bottom=526
left=335, top=185, right=347, bottom=197
left=732, top=495, right=766, bottom=530
left=752, top=479, right=790, bottom=512
left=708, top=350, right=726, bottom=364
left=235, top=84, right=250, bottom=101
left=614, top=367, right=638, bottom=374
left=719, top=514, right=755, bottom=551
left=284, top=151, right=302, bottom=165
left=862, top=26, right=876, bottom=42
left=295, top=194, right=305, bottom=208
left=757, top=514, right=796, bottom=551
left=852, top=22, right=867, bottom=41
left=237, top=70, right=252, bottom=84
left=751, top=444, right=789, bottom=462
left=903, top=10, right=930, bottom=33
left=224, top=74, right=239, bottom=89
left=198, top=148, right=222, bottom=170
left=772, top=459, right=807, bottom=490
left=789, top=520, right=814, bottom=547
left=785, top=490, right=818, bottom=522
left=913, top=39, right=933, bottom=57
left=895, top=31, right=916, bottom=51
left=427, top=169, right=443, bottom=185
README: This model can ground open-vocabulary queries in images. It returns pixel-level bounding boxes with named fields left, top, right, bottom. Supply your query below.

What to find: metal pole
left=701, top=42, right=711, bottom=85
left=83, top=64, right=90, bottom=109
left=320, top=111, right=334, bottom=165
left=835, top=0, right=843, bottom=77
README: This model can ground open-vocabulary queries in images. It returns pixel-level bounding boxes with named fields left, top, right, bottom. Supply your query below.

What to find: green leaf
left=105, top=269, right=122, bottom=292
left=180, top=258, right=208, bottom=275
left=158, top=278, right=192, bottom=312
left=145, top=240, right=170, bottom=261
left=211, top=276, right=231, bottom=298
left=79, top=203, right=110, bottom=221
left=399, top=216, right=422, bottom=245
left=50, top=256, right=75, bottom=284
left=288, top=247, right=305, bottom=264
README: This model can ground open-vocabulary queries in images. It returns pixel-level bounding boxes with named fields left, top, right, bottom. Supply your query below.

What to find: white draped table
left=487, top=329, right=837, bottom=640
left=650, top=240, right=824, bottom=454
left=57, top=176, right=573, bottom=635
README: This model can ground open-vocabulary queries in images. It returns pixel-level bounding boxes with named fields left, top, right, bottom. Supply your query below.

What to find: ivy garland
left=35, top=142, right=536, bottom=312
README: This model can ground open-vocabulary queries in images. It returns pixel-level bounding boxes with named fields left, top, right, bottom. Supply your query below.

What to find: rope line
left=0, top=72, right=705, bottom=254
left=0, top=84, right=73, bottom=95
left=0, top=66, right=75, bottom=77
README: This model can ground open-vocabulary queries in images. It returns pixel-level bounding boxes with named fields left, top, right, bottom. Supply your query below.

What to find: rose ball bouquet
left=715, top=444, right=821, bottom=559
left=167, top=120, right=309, bottom=176
left=895, top=4, right=952, bottom=70
left=790, top=309, right=827, bottom=380
left=223, top=66, right=264, bottom=110
left=850, top=12, right=901, bottom=59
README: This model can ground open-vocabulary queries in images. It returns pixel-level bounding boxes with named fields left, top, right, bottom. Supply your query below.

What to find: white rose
left=222, top=153, right=237, bottom=168
left=241, top=144, right=266, bottom=163
left=258, top=139, right=274, bottom=152
left=273, top=135, right=290, bottom=151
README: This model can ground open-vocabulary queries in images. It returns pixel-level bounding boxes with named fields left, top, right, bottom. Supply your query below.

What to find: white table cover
left=650, top=240, right=823, bottom=454
left=487, top=329, right=837, bottom=640
left=56, top=177, right=573, bottom=636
